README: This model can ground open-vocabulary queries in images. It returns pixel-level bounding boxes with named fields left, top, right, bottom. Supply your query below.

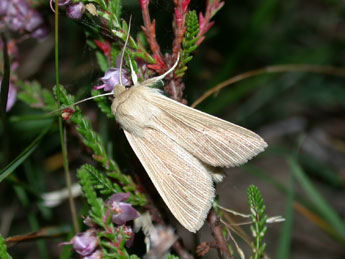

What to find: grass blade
left=0, top=126, right=51, bottom=183
left=276, top=174, right=294, bottom=259
left=288, top=157, right=345, bottom=243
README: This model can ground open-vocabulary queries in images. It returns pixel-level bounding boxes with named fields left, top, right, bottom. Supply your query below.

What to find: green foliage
left=288, top=158, right=345, bottom=242
left=176, top=10, right=200, bottom=78
left=109, top=0, right=122, bottom=19
left=167, top=254, right=180, bottom=259
left=53, top=85, right=119, bottom=171
left=77, top=165, right=107, bottom=227
left=248, top=185, right=267, bottom=259
left=0, top=126, right=50, bottom=183
left=0, top=235, right=11, bottom=259
left=276, top=176, right=294, bottom=259
left=91, top=89, right=114, bottom=119
left=53, top=85, right=146, bottom=205
left=95, top=51, right=110, bottom=72
left=77, top=165, right=140, bottom=258
left=92, top=3, right=155, bottom=68
left=17, top=81, right=56, bottom=111
left=82, top=164, right=145, bottom=206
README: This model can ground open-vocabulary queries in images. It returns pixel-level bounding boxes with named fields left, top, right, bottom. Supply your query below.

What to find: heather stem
left=171, top=0, right=189, bottom=59
left=140, top=1, right=166, bottom=72
left=54, top=1, right=79, bottom=234
left=208, top=208, right=232, bottom=259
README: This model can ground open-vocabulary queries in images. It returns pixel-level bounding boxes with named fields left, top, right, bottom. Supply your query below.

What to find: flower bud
left=94, top=68, right=130, bottom=92
left=107, top=193, right=139, bottom=225
left=72, top=230, right=98, bottom=256
left=66, top=3, right=85, bottom=20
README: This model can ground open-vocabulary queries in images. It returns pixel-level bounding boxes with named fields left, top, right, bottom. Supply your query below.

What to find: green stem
left=54, top=1, right=79, bottom=234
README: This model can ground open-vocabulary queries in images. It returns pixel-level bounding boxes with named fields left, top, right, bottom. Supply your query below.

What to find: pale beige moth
left=110, top=58, right=267, bottom=232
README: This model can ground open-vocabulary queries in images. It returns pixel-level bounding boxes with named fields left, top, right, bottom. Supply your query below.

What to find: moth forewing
left=148, top=91, right=268, bottom=167
left=124, top=129, right=214, bottom=232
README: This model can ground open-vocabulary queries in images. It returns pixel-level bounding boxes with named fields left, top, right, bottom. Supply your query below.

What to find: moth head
left=113, top=84, right=126, bottom=97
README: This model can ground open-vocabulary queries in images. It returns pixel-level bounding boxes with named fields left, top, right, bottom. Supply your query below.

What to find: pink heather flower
left=71, top=230, right=98, bottom=256
left=107, top=193, right=139, bottom=225
left=116, top=225, right=135, bottom=248
left=53, top=0, right=71, bottom=6
left=50, top=0, right=71, bottom=14
left=139, top=0, right=150, bottom=10
left=94, top=68, right=130, bottom=92
left=0, top=0, right=8, bottom=16
left=83, top=249, right=102, bottom=259
left=0, top=78, right=17, bottom=112
left=182, top=0, right=191, bottom=13
left=25, top=10, right=44, bottom=32
left=61, top=108, right=75, bottom=120
left=5, top=0, right=29, bottom=31
left=4, top=0, right=48, bottom=40
left=66, top=3, right=85, bottom=20
left=174, top=8, right=183, bottom=27
left=83, top=216, right=98, bottom=228
left=31, top=26, right=49, bottom=40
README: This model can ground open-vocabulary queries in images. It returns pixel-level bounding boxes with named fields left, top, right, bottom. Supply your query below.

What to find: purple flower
left=0, top=0, right=9, bottom=16
left=0, top=78, right=17, bottom=112
left=3, top=0, right=48, bottom=40
left=24, top=10, right=44, bottom=32
left=83, top=249, right=102, bottom=259
left=71, top=230, right=98, bottom=256
left=83, top=216, right=98, bottom=228
left=66, top=3, right=85, bottom=20
left=107, top=193, right=139, bottom=225
left=116, top=225, right=135, bottom=248
left=94, top=68, right=130, bottom=92
left=5, top=0, right=29, bottom=31
left=52, top=0, right=71, bottom=6
left=31, top=26, right=49, bottom=41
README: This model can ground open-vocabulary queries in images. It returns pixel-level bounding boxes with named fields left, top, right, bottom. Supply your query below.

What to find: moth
left=110, top=57, right=268, bottom=232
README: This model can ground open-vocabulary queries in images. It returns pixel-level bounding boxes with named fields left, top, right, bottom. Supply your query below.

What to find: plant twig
left=140, top=0, right=166, bottom=73
left=171, top=0, right=190, bottom=59
left=197, top=0, right=224, bottom=45
left=54, top=1, right=79, bottom=233
left=191, top=64, right=345, bottom=108
left=172, top=240, right=193, bottom=259
left=208, top=208, right=232, bottom=259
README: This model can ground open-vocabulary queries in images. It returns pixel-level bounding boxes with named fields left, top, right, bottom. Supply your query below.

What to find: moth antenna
left=49, top=92, right=114, bottom=115
left=119, top=16, right=132, bottom=86
left=141, top=54, right=180, bottom=86
left=128, top=54, right=138, bottom=85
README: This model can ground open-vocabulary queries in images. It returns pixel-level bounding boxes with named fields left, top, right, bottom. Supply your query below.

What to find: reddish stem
left=172, top=0, right=190, bottom=59
left=197, top=0, right=224, bottom=45
left=208, top=208, right=232, bottom=259
left=140, top=1, right=167, bottom=73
